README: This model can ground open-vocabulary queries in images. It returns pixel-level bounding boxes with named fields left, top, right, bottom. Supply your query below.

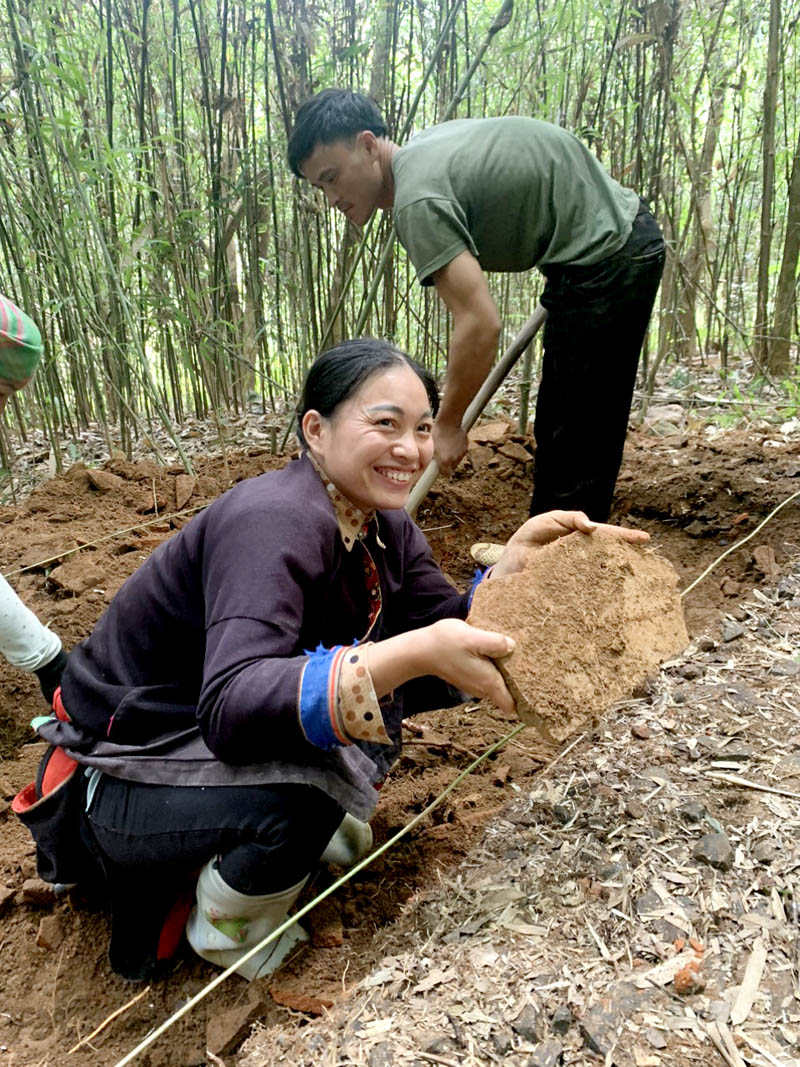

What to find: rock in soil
left=752, top=839, right=778, bottom=864
left=678, top=800, right=707, bottom=823
left=679, top=662, right=703, bottom=679
left=87, top=469, right=125, bottom=493
left=693, top=832, right=735, bottom=871
left=368, top=1042, right=395, bottom=1067
left=491, top=1029, right=514, bottom=1054
left=722, top=620, right=745, bottom=642
left=550, top=1004, right=573, bottom=1034
left=35, top=914, right=64, bottom=950
left=512, top=1000, right=545, bottom=1042
left=0, top=885, right=15, bottom=915
left=770, top=659, right=800, bottom=677
left=21, top=879, right=56, bottom=907
left=468, top=531, right=689, bottom=742
left=646, top=1027, right=668, bottom=1049
left=207, top=992, right=266, bottom=1057
left=580, top=996, right=624, bottom=1055
left=527, top=1039, right=563, bottom=1066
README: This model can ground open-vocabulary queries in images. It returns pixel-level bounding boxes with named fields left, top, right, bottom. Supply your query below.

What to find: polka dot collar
left=306, top=452, right=381, bottom=552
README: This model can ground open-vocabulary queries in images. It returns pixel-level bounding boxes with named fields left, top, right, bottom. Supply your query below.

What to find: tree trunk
left=753, top=0, right=780, bottom=369
left=369, top=0, right=393, bottom=107
left=768, top=125, right=800, bottom=376
left=674, top=76, right=725, bottom=365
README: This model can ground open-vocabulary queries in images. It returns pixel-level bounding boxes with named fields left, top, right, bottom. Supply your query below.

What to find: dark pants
left=84, top=776, right=344, bottom=979
left=531, top=202, right=665, bottom=521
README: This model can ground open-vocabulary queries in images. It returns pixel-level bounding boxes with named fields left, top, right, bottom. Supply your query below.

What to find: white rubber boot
left=186, top=859, right=308, bottom=980
left=320, top=812, right=373, bottom=867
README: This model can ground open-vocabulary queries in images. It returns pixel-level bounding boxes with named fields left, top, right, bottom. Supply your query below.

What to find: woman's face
left=303, top=363, right=435, bottom=511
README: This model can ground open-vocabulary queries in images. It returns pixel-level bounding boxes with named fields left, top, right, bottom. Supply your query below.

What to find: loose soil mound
left=468, top=531, right=689, bottom=741
left=0, top=424, right=797, bottom=1065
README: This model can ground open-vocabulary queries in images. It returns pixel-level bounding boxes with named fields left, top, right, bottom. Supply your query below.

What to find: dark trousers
left=84, top=776, right=344, bottom=978
left=531, top=202, right=665, bottom=521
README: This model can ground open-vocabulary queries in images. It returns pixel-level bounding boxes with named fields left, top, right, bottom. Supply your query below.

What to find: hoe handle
left=407, top=304, right=547, bottom=515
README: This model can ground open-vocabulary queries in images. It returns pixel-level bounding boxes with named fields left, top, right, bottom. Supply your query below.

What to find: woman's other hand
left=492, top=510, right=650, bottom=579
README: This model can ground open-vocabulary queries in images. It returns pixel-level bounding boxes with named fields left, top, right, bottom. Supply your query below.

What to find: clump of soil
left=468, top=530, right=689, bottom=741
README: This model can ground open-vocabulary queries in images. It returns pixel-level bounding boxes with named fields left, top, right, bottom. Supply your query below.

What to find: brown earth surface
left=0, top=424, right=797, bottom=1066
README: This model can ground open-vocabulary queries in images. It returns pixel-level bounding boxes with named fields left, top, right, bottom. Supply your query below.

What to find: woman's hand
left=366, top=618, right=516, bottom=715
left=424, top=618, right=515, bottom=713
left=491, top=510, right=650, bottom=579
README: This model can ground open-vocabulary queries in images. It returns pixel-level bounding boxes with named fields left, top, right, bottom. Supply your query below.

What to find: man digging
left=289, top=90, right=665, bottom=522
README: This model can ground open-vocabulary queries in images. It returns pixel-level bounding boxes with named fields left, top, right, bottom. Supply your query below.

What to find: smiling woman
left=15, top=336, right=648, bottom=986
left=298, top=339, right=436, bottom=512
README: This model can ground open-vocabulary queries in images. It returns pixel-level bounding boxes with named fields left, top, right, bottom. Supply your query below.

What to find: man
left=288, top=90, right=665, bottom=522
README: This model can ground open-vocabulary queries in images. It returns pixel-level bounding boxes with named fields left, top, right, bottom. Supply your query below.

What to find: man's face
left=300, top=134, right=384, bottom=227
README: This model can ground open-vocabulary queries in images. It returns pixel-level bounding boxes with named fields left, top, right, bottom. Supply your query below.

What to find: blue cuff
left=467, top=566, right=493, bottom=609
left=299, top=643, right=348, bottom=750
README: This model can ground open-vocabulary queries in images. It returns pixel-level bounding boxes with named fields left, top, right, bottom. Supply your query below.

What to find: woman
left=23, top=338, right=647, bottom=982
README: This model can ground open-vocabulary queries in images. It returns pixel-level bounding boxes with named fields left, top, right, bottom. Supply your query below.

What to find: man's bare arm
left=432, top=250, right=501, bottom=475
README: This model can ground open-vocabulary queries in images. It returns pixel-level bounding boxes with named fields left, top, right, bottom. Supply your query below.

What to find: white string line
left=1, top=504, right=208, bottom=580
left=680, top=489, right=800, bottom=599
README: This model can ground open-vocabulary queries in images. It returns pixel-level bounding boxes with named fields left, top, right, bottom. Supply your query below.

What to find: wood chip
left=634, top=1051, right=661, bottom=1067
left=729, top=936, right=767, bottom=1025
left=704, top=1019, right=747, bottom=1067
left=633, top=949, right=700, bottom=989
left=412, top=967, right=456, bottom=995
left=737, top=1030, right=792, bottom=1067
left=705, top=772, right=800, bottom=800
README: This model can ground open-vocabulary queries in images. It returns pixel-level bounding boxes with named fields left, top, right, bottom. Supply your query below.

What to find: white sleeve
left=0, top=573, right=61, bottom=671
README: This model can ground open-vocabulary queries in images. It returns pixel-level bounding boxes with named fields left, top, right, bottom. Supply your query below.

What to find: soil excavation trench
left=0, top=424, right=798, bottom=1066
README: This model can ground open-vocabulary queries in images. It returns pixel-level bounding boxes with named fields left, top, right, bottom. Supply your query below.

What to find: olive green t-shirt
left=391, top=116, right=640, bottom=284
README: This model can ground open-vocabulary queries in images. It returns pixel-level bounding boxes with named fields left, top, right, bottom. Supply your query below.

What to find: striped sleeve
left=0, top=294, right=43, bottom=383
left=298, top=641, right=391, bottom=750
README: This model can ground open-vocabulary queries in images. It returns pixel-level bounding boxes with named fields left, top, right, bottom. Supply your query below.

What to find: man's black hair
left=296, top=338, right=438, bottom=446
left=288, top=89, right=388, bottom=177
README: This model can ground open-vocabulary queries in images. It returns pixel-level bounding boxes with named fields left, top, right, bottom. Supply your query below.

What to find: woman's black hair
left=296, top=338, right=439, bottom=446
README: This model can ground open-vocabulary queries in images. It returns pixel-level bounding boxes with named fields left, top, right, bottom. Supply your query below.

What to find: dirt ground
left=0, top=422, right=798, bottom=1066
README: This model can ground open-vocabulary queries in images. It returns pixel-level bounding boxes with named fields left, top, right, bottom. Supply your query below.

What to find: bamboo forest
left=0, top=0, right=798, bottom=464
